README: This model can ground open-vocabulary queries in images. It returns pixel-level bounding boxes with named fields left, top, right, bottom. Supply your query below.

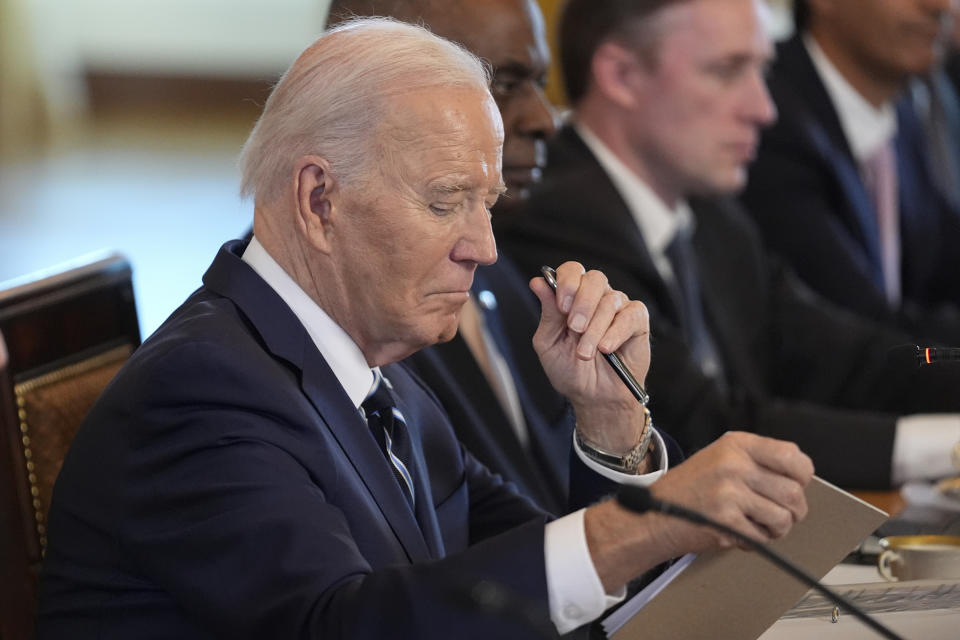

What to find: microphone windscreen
left=616, top=485, right=656, bottom=514
left=887, top=343, right=960, bottom=367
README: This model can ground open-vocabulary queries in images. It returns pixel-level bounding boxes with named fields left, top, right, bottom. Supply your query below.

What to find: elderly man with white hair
left=36, top=19, right=813, bottom=639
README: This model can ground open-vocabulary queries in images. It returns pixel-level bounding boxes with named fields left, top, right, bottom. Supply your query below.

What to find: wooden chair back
left=0, top=253, right=140, bottom=640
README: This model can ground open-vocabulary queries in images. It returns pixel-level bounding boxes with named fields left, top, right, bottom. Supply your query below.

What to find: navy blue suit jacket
left=36, top=241, right=565, bottom=639
left=742, top=35, right=960, bottom=343
left=403, top=257, right=574, bottom=514
left=498, top=126, right=960, bottom=489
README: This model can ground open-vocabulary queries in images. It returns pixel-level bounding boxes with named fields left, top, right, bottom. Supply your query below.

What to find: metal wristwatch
left=576, top=407, right=654, bottom=474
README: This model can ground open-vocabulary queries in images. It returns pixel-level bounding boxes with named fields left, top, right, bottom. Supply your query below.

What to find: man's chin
left=434, top=320, right=461, bottom=345
left=691, top=170, right=748, bottom=198
left=413, top=312, right=463, bottom=348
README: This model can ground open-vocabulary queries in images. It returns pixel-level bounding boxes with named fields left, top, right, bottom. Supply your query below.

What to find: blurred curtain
left=0, top=0, right=49, bottom=156
left=537, top=0, right=566, bottom=107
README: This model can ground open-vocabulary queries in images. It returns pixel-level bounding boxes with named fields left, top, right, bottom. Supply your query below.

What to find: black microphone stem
left=618, top=489, right=907, bottom=640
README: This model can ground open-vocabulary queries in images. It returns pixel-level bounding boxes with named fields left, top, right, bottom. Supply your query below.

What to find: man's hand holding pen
left=528, top=261, right=653, bottom=470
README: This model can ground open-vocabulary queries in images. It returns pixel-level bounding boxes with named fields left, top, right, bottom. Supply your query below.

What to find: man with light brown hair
left=499, top=0, right=960, bottom=490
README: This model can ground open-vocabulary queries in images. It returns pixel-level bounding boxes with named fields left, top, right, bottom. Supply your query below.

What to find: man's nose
left=744, top=70, right=777, bottom=127
left=453, top=203, right=498, bottom=266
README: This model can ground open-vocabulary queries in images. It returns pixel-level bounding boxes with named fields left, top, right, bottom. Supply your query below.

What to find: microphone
left=888, top=344, right=960, bottom=368
left=617, top=486, right=907, bottom=640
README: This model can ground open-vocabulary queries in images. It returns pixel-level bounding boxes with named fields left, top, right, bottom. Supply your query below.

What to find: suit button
left=563, top=604, right=583, bottom=620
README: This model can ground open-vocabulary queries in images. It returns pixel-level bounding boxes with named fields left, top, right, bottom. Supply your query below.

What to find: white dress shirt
left=575, top=122, right=694, bottom=286
left=241, top=237, right=667, bottom=633
left=577, top=117, right=960, bottom=485
left=805, top=34, right=897, bottom=165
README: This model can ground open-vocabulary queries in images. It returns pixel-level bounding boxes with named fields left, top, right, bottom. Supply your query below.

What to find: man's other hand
left=584, top=432, right=815, bottom=593
left=530, top=261, right=650, bottom=453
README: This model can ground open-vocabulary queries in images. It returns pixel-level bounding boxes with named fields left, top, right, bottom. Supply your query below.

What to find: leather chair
left=0, top=253, right=140, bottom=640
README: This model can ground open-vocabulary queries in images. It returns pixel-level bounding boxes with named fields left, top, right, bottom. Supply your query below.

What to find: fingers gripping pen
left=540, top=266, right=649, bottom=406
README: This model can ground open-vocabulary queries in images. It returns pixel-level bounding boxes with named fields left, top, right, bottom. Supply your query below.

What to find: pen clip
left=540, top=265, right=558, bottom=293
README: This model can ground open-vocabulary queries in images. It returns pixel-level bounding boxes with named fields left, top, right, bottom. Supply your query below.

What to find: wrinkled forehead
left=380, top=87, right=504, bottom=148
left=374, top=87, right=504, bottom=183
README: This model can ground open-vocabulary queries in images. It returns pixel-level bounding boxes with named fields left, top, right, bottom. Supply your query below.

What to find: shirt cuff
left=892, top=415, right=960, bottom=485
left=573, top=428, right=669, bottom=485
left=544, top=509, right=626, bottom=634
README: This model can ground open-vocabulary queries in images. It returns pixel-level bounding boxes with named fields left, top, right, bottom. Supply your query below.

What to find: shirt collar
left=574, top=121, right=694, bottom=272
left=242, top=236, right=376, bottom=408
left=804, top=33, right=897, bottom=162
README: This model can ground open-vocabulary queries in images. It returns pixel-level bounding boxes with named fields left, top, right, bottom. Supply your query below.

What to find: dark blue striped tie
left=361, top=371, right=415, bottom=508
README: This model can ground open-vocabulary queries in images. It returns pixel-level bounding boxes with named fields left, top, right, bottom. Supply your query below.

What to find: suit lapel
left=894, top=97, right=935, bottom=296
left=300, top=353, right=433, bottom=562
left=471, top=266, right=567, bottom=507
left=776, top=37, right=886, bottom=289
left=433, top=329, right=534, bottom=482
left=805, top=122, right=886, bottom=286
left=556, top=127, right=685, bottom=324
left=203, top=241, right=432, bottom=563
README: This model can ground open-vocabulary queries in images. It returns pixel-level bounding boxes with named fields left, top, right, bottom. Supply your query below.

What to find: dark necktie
left=361, top=371, right=415, bottom=508
left=916, top=71, right=960, bottom=212
left=664, top=227, right=724, bottom=381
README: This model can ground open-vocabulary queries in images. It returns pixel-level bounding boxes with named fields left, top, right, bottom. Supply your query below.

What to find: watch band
left=576, top=408, right=654, bottom=474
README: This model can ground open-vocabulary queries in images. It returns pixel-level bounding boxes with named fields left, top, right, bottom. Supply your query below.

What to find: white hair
left=239, top=17, right=492, bottom=206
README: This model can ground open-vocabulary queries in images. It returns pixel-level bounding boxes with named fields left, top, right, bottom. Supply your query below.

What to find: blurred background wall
left=0, top=0, right=792, bottom=337
left=0, top=0, right=330, bottom=335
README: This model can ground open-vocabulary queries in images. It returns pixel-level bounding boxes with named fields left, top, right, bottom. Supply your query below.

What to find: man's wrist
left=576, top=408, right=654, bottom=474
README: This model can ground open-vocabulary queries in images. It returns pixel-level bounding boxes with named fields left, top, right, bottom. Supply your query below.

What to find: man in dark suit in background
left=36, top=18, right=814, bottom=639
left=327, top=0, right=572, bottom=513
left=742, top=0, right=960, bottom=343
left=498, top=0, right=960, bottom=490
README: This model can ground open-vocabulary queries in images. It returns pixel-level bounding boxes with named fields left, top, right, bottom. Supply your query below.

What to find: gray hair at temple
left=239, top=17, right=492, bottom=206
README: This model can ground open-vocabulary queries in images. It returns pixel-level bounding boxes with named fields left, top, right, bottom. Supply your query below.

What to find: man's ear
left=591, top=41, right=647, bottom=110
left=293, top=155, right=338, bottom=254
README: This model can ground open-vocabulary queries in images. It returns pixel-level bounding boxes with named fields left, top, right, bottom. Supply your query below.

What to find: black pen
left=540, top=266, right=649, bottom=406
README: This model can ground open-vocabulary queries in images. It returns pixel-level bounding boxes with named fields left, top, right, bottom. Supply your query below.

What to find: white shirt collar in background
left=574, top=121, right=694, bottom=282
left=805, top=33, right=897, bottom=162
left=242, top=236, right=375, bottom=407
